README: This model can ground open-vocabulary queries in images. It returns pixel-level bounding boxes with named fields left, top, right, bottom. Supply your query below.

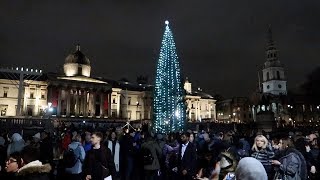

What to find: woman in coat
left=106, top=131, right=120, bottom=175
left=272, top=138, right=307, bottom=180
left=251, top=135, right=275, bottom=177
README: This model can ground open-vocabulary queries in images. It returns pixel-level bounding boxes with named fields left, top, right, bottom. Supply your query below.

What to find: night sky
left=1, top=1, right=320, bottom=98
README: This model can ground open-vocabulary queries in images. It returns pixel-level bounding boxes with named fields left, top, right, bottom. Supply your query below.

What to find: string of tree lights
left=153, top=20, right=186, bottom=133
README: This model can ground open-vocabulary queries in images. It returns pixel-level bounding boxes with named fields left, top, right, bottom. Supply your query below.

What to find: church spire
left=265, top=25, right=279, bottom=62
left=266, top=24, right=273, bottom=45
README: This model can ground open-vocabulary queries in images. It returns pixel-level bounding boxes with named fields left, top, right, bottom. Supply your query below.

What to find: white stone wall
left=0, top=79, right=48, bottom=116
left=110, top=88, right=152, bottom=121
left=186, top=95, right=216, bottom=121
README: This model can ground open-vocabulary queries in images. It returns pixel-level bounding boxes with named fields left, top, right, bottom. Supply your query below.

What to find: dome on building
left=65, top=45, right=90, bottom=65
left=63, top=44, right=91, bottom=77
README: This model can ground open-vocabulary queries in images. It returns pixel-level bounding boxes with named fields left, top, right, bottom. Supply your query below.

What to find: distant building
left=1, top=45, right=213, bottom=123
left=184, top=78, right=216, bottom=122
left=216, top=97, right=253, bottom=123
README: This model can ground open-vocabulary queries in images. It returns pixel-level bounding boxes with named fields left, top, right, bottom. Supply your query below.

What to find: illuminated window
left=128, top=97, right=131, bottom=105
left=30, top=88, right=35, bottom=99
left=3, top=87, right=8, bottom=98
left=41, top=89, right=46, bottom=99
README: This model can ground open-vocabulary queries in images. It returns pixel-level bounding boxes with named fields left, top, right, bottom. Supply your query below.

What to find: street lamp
left=233, top=112, right=236, bottom=122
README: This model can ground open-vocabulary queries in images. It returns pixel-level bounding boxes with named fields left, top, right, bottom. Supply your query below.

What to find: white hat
left=33, top=133, right=41, bottom=139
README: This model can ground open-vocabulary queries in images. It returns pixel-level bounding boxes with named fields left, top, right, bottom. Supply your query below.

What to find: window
left=128, top=97, right=131, bottom=105
left=30, top=88, right=35, bottom=99
left=278, top=84, right=282, bottom=89
left=3, top=87, right=8, bottom=98
left=113, top=98, right=116, bottom=104
left=266, top=72, right=270, bottom=80
left=277, top=71, right=280, bottom=80
left=41, top=89, right=46, bottom=99
left=267, top=85, right=270, bottom=89
left=191, top=104, right=194, bottom=109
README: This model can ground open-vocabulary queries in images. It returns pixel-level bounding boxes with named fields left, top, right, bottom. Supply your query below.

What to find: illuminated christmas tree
left=153, top=20, right=186, bottom=133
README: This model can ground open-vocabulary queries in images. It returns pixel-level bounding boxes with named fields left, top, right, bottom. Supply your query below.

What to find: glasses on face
left=6, top=158, right=17, bottom=164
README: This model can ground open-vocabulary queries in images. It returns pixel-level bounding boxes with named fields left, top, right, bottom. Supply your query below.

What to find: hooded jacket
left=235, top=157, right=268, bottom=180
left=141, top=139, right=162, bottom=171
left=65, top=141, right=86, bottom=174
left=7, top=133, right=25, bottom=156
left=275, top=148, right=307, bottom=180
left=17, top=160, right=51, bottom=180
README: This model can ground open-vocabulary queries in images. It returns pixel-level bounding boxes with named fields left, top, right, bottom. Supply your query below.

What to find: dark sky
left=1, top=1, right=320, bottom=98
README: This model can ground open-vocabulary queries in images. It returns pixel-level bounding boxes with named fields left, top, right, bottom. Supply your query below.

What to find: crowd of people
left=0, top=123, right=319, bottom=180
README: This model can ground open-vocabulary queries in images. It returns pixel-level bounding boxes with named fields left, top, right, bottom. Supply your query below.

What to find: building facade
left=216, top=97, right=253, bottom=123
left=184, top=78, right=216, bottom=122
left=1, top=45, right=214, bottom=123
left=0, top=75, right=48, bottom=117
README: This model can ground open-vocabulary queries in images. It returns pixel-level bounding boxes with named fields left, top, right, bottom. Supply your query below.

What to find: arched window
left=266, top=72, right=270, bottom=80
left=277, top=71, right=280, bottom=80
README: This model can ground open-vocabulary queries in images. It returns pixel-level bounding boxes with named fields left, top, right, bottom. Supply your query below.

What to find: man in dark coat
left=177, top=132, right=197, bottom=180
left=16, top=145, right=52, bottom=180
left=39, top=131, right=53, bottom=164
left=83, top=132, right=116, bottom=180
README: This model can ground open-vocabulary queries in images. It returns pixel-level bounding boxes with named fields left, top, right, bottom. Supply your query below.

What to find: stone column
left=66, top=89, right=70, bottom=116
left=117, top=94, right=121, bottom=118
left=92, top=92, right=96, bottom=116
left=108, top=93, right=111, bottom=117
left=75, top=89, right=79, bottom=116
left=84, top=91, right=88, bottom=117
left=57, top=89, right=61, bottom=116
left=83, top=91, right=86, bottom=116
left=100, top=92, right=104, bottom=117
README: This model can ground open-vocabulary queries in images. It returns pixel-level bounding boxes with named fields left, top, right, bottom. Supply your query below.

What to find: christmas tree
left=153, top=21, right=186, bottom=133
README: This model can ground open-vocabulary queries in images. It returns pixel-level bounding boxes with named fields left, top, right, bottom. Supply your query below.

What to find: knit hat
left=11, top=133, right=23, bottom=142
left=235, top=157, right=268, bottom=180
left=33, top=133, right=41, bottom=139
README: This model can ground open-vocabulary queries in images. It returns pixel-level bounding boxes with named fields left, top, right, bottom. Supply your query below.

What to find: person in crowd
left=217, top=151, right=238, bottom=180
left=83, top=132, right=92, bottom=152
left=141, top=132, right=162, bottom=180
left=62, top=131, right=72, bottom=152
left=106, top=131, right=120, bottom=177
left=83, top=131, right=116, bottom=180
left=235, top=157, right=268, bottom=180
left=0, top=136, right=7, bottom=174
left=189, top=133, right=195, bottom=144
left=177, top=132, right=197, bottom=180
left=7, top=133, right=25, bottom=157
left=2, top=152, right=22, bottom=179
left=17, top=145, right=52, bottom=180
left=272, top=138, right=307, bottom=180
left=40, top=131, right=53, bottom=164
left=194, top=151, right=215, bottom=179
left=163, top=133, right=179, bottom=180
left=31, top=133, right=41, bottom=149
left=120, top=129, right=138, bottom=180
left=251, top=135, right=275, bottom=177
left=64, top=134, right=85, bottom=180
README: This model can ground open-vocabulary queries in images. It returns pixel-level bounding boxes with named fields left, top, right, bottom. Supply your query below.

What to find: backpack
left=141, top=147, right=154, bottom=165
left=63, top=146, right=79, bottom=168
